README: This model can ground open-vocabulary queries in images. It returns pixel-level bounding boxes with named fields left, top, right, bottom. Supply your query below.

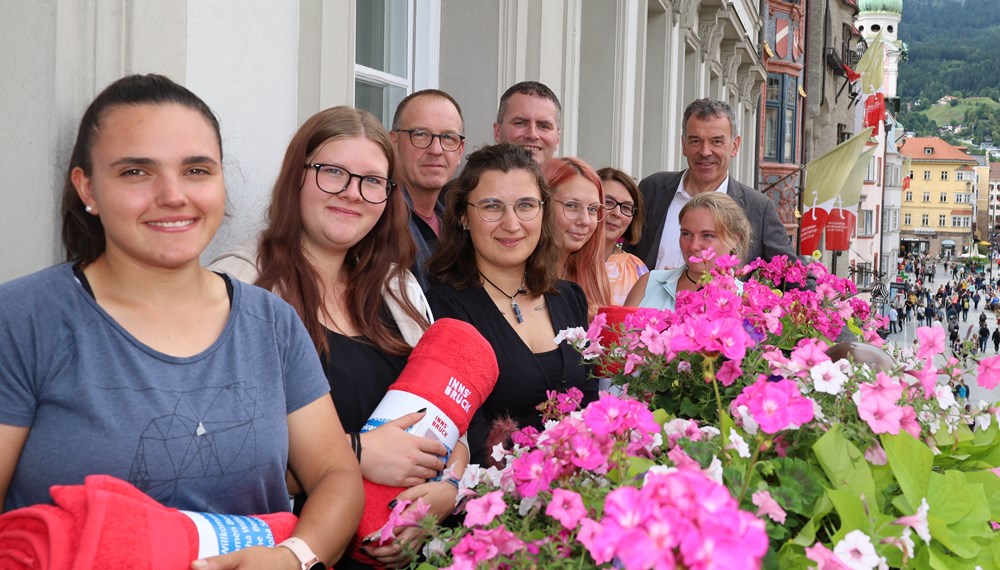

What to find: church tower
left=856, top=0, right=904, bottom=97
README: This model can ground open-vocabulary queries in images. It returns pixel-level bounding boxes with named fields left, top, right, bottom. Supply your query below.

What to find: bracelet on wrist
left=349, top=432, right=362, bottom=463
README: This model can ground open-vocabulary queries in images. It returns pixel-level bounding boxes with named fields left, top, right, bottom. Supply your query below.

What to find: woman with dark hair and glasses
left=597, top=167, right=649, bottom=305
left=211, top=106, right=466, bottom=568
left=0, top=75, right=362, bottom=568
left=542, top=157, right=613, bottom=316
left=426, top=143, right=597, bottom=465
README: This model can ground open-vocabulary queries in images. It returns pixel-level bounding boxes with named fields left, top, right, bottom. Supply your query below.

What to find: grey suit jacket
left=631, top=170, right=795, bottom=269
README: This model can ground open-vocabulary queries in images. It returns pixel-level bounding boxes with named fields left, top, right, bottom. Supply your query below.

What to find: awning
left=941, top=239, right=956, bottom=246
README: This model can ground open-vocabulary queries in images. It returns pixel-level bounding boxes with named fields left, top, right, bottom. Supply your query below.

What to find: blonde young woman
left=625, top=191, right=751, bottom=310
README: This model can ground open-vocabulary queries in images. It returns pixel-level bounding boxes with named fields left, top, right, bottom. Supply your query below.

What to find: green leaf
left=881, top=431, right=932, bottom=507
left=826, top=488, right=871, bottom=539
left=813, top=424, right=877, bottom=502
left=768, top=458, right=825, bottom=516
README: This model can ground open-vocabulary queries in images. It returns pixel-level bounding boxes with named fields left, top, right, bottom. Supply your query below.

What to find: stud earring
left=85, top=205, right=94, bottom=214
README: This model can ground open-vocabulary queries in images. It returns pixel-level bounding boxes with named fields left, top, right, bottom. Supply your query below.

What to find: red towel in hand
left=351, top=318, right=498, bottom=566
left=0, top=475, right=297, bottom=570
left=0, top=504, right=74, bottom=570
left=594, top=305, right=639, bottom=377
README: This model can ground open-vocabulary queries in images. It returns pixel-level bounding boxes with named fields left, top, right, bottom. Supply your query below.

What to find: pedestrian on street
left=974, top=291, right=982, bottom=310
left=979, top=321, right=990, bottom=354
left=888, top=306, right=899, bottom=334
left=992, top=327, right=1000, bottom=352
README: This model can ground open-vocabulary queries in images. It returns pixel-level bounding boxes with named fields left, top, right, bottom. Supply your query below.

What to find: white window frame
left=353, top=0, right=440, bottom=127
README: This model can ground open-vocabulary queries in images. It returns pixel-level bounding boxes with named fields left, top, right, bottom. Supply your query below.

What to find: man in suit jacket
left=633, top=98, right=794, bottom=270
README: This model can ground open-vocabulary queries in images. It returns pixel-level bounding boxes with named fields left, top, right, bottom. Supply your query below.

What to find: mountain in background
left=897, top=0, right=1000, bottom=139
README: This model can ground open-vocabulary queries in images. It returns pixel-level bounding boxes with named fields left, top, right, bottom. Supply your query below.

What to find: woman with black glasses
left=426, top=143, right=597, bottom=466
left=211, top=106, right=466, bottom=569
left=597, top=167, right=649, bottom=305
left=542, top=157, right=613, bottom=316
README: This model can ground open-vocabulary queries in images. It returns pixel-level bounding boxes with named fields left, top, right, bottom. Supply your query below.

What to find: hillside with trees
left=896, top=0, right=1000, bottom=140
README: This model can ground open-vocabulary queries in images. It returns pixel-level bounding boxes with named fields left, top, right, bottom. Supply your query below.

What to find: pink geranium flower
left=732, top=378, right=815, bottom=434
left=463, top=490, right=506, bottom=527
left=716, top=359, right=743, bottom=387
left=582, top=392, right=629, bottom=437
left=790, top=338, right=831, bottom=370
left=545, top=489, right=587, bottom=530
left=915, top=326, right=945, bottom=361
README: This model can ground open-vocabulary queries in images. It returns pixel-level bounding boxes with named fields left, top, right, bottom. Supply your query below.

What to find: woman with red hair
left=541, top=157, right=613, bottom=315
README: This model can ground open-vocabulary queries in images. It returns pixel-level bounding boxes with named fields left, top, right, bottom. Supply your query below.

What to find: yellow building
left=899, top=137, right=979, bottom=258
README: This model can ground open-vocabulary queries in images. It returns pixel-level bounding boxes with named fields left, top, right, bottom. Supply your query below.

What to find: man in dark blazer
left=633, top=98, right=795, bottom=270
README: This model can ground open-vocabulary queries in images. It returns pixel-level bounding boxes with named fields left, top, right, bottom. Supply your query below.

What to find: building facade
left=803, top=0, right=863, bottom=278
left=757, top=0, right=807, bottom=247
left=899, top=137, right=980, bottom=258
left=851, top=0, right=903, bottom=288
left=0, top=0, right=767, bottom=282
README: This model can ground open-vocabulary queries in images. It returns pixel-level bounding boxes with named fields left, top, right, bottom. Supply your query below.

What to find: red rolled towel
left=0, top=504, right=75, bottom=570
left=594, top=305, right=639, bottom=377
left=49, top=475, right=296, bottom=570
left=351, top=318, right=498, bottom=566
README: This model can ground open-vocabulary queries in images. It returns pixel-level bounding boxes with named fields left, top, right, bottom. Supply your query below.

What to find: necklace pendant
left=511, top=299, right=524, bottom=323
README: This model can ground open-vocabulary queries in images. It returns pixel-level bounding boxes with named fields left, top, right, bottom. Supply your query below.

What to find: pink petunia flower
left=805, top=543, right=850, bottom=569
left=906, top=360, right=939, bottom=399
left=978, top=355, right=1000, bottom=390
left=752, top=490, right=787, bottom=523
left=833, top=530, right=883, bottom=569
left=375, top=497, right=431, bottom=545
left=463, top=491, right=507, bottom=527
left=858, top=394, right=904, bottom=434
left=545, top=489, right=588, bottom=530
left=893, top=497, right=931, bottom=544
left=577, top=518, right=615, bottom=564
left=915, top=326, right=945, bottom=361
left=510, top=449, right=558, bottom=498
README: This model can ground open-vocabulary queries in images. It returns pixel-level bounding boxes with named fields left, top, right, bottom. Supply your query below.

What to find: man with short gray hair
left=633, top=98, right=794, bottom=270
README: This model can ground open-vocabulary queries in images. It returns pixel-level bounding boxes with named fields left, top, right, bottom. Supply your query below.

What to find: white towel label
left=361, top=390, right=460, bottom=456
left=180, top=511, right=276, bottom=558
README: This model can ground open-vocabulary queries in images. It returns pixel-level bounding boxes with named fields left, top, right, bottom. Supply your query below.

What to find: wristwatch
left=277, top=537, right=325, bottom=570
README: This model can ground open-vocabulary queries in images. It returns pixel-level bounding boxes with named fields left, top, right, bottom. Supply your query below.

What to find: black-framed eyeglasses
left=552, top=198, right=606, bottom=222
left=394, top=129, right=465, bottom=152
left=303, top=163, right=394, bottom=204
left=604, top=196, right=637, bottom=217
left=467, top=197, right=544, bottom=222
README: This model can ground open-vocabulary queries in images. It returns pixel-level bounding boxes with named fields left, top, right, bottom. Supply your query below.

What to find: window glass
left=356, top=0, right=408, bottom=76
left=764, top=108, right=778, bottom=159
left=355, top=0, right=410, bottom=127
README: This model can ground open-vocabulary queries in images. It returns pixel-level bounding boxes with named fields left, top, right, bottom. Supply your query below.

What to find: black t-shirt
left=322, top=329, right=408, bottom=433
left=426, top=279, right=598, bottom=465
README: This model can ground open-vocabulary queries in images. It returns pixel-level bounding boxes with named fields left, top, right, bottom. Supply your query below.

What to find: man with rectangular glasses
left=390, top=90, right=466, bottom=289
